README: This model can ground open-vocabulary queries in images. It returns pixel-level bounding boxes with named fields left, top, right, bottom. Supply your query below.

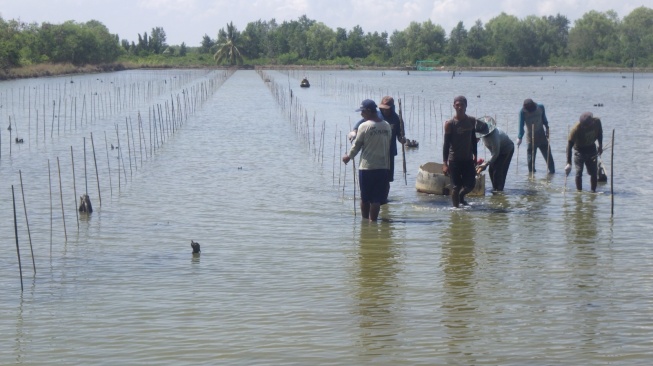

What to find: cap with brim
left=356, top=99, right=377, bottom=112
left=475, top=116, right=497, bottom=138
left=379, top=96, right=394, bottom=109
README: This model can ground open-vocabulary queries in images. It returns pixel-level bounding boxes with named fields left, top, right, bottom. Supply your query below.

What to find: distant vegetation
left=1, top=6, right=652, bottom=78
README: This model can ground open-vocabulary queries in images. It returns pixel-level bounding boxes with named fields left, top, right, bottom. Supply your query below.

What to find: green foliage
left=214, top=22, right=244, bottom=65
left=2, top=8, right=653, bottom=72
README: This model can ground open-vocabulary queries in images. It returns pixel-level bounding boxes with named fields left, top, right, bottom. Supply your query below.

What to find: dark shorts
left=448, top=159, right=476, bottom=191
left=574, top=149, right=598, bottom=178
left=388, top=157, right=395, bottom=183
left=359, top=169, right=388, bottom=204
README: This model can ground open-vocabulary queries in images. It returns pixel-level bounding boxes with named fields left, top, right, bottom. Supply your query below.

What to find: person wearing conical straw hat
left=517, top=98, right=555, bottom=174
left=343, top=99, right=392, bottom=221
left=564, top=112, right=603, bottom=192
left=475, top=116, right=515, bottom=192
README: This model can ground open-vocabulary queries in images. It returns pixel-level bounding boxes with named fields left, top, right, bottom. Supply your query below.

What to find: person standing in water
left=565, top=112, right=603, bottom=192
left=342, top=99, right=392, bottom=221
left=517, top=98, right=555, bottom=174
left=443, top=96, right=480, bottom=207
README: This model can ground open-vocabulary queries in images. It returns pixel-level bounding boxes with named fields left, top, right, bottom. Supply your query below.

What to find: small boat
left=415, top=162, right=485, bottom=196
left=300, top=78, right=310, bottom=88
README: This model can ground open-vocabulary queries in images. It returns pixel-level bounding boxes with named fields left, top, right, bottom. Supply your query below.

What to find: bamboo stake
left=57, top=157, right=67, bottom=241
left=49, top=160, right=53, bottom=255
left=398, top=98, right=407, bottom=185
left=352, top=156, right=357, bottom=217
left=104, top=131, right=113, bottom=198
left=12, top=185, right=24, bottom=291
left=71, top=146, right=79, bottom=230
left=90, top=133, right=101, bottom=206
left=19, top=171, right=36, bottom=273
left=611, top=129, right=615, bottom=217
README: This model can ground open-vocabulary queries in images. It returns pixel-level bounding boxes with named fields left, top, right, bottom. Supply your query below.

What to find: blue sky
left=0, top=0, right=648, bottom=46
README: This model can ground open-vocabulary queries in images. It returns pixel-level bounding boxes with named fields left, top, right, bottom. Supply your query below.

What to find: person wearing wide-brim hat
left=564, top=112, right=603, bottom=192
left=475, top=116, right=515, bottom=192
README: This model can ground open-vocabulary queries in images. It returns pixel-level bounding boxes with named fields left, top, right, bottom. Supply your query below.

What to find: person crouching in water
left=342, top=99, right=392, bottom=221
left=443, top=95, right=479, bottom=207
left=564, top=112, right=603, bottom=192
left=475, top=117, right=515, bottom=192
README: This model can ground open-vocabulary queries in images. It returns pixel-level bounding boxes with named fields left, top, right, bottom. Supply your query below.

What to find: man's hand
left=476, top=164, right=487, bottom=175
left=442, top=164, right=449, bottom=176
left=347, top=131, right=356, bottom=143
left=516, top=138, right=521, bottom=147
left=564, top=164, right=572, bottom=176
left=342, top=155, right=351, bottom=164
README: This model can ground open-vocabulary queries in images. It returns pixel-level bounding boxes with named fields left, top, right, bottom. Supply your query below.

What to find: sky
left=0, top=0, right=649, bottom=46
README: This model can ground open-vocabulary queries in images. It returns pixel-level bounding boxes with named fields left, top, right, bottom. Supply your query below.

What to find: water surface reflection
left=354, top=222, right=402, bottom=360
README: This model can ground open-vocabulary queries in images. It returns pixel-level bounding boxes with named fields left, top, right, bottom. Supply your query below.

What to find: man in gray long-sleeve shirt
left=476, top=117, right=515, bottom=192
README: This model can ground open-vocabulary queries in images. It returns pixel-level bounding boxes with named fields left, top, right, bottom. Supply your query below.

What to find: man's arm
left=541, top=105, right=550, bottom=138
left=517, top=109, right=525, bottom=145
left=596, top=119, right=603, bottom=155
left=471, top=126, right=478, bottom=162
left=566, top=140, right=574, bottom=165
left=442, top=121, right=452, bottom=174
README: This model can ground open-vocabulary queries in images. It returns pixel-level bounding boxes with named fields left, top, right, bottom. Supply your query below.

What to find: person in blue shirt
left=517, top=98, right=555, bottom=174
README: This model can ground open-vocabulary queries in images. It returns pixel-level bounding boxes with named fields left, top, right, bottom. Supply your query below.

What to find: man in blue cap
left=348, top=96, right=405, bottom=203
left=343, top=99, right=392, bottom=221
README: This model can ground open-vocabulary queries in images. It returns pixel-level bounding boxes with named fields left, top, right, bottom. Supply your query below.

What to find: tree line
left=1, top=6, right=652, bottom=72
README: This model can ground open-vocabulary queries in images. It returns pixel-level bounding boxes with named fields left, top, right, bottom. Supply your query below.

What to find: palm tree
left=214, top=22, right=244, bottom=65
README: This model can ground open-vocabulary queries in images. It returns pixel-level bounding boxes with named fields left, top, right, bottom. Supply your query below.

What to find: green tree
left=621, top=6, right=653, bottom=63
left=199, top=34, right=215, bottom=54
left=346, top=25, right=367, bottom=59
left=568, top=10, right=622, bottom=63
left=150, top=27, right=167, bottom=54
left=179, top=42, right=187, bottom=56
left=463, top=20, right=489, bottom=59
left=0, top=17, right=25, bottom=68
left=447, top=21, right=467, bottom=57
left=306, top=22, right=336, bottom=60
left=485, top=13, right=523, bottom=66
left=393, top=20, right=446, bottom=63
left=366, top=31, right=390, bottom=61
left=214, top=22, right=244, bottom=65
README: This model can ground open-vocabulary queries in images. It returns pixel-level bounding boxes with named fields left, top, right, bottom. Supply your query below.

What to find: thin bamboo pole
left=19, top=170, right=36, bottom=273
left=71, top=146, right=79, bottom=230
left=611, top=129, right=615, bottom=217
left=90, top=133, right=101, bottom=206
left=12, top=185, right=24, bottom=291
left=49, top=160, right=53, bottom=255
left=57, top=157, right=68, bottom=241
